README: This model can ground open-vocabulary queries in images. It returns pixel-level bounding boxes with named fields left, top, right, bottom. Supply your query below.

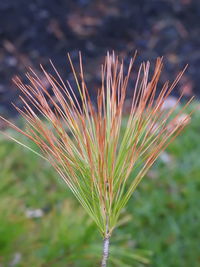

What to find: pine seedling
left=1, top=52, right=193, bottom=266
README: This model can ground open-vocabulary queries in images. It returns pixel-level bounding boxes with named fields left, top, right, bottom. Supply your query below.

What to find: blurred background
left=0, top=0, right=200, bottom=266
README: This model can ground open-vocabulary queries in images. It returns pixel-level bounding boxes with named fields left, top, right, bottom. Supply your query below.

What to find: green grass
left=0, top=105, right=200, bottom=266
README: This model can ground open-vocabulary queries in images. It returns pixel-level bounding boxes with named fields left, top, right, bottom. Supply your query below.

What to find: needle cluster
left=1, top=52, right=192, bottom=239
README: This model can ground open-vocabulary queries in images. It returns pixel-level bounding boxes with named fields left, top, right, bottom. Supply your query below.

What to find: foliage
left=0, top=53, right=193, bottom=239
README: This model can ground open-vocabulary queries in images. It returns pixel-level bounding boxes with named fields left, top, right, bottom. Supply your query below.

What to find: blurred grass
left=0, top=104, right=200, bottom=266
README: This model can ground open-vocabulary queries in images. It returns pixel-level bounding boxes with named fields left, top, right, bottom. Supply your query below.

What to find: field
left=0, top=104, right=200, bottom=267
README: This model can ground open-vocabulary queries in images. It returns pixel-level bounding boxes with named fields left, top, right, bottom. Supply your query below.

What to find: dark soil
left=0, top=0, right=199, bottom=117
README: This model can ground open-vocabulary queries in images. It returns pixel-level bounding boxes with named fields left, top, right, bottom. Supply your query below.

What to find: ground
left=0, top=0, right=199, bottom=117
left=0, top=103, right=199, bottom=266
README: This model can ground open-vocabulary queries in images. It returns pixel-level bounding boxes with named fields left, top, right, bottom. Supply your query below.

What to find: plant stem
left=101, top=236, right=110, bottom=267
left=101, top=215, right=110, bottom=267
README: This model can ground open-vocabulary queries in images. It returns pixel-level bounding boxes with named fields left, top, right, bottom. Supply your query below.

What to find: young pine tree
left=1, top=52, right=193, bottom=266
